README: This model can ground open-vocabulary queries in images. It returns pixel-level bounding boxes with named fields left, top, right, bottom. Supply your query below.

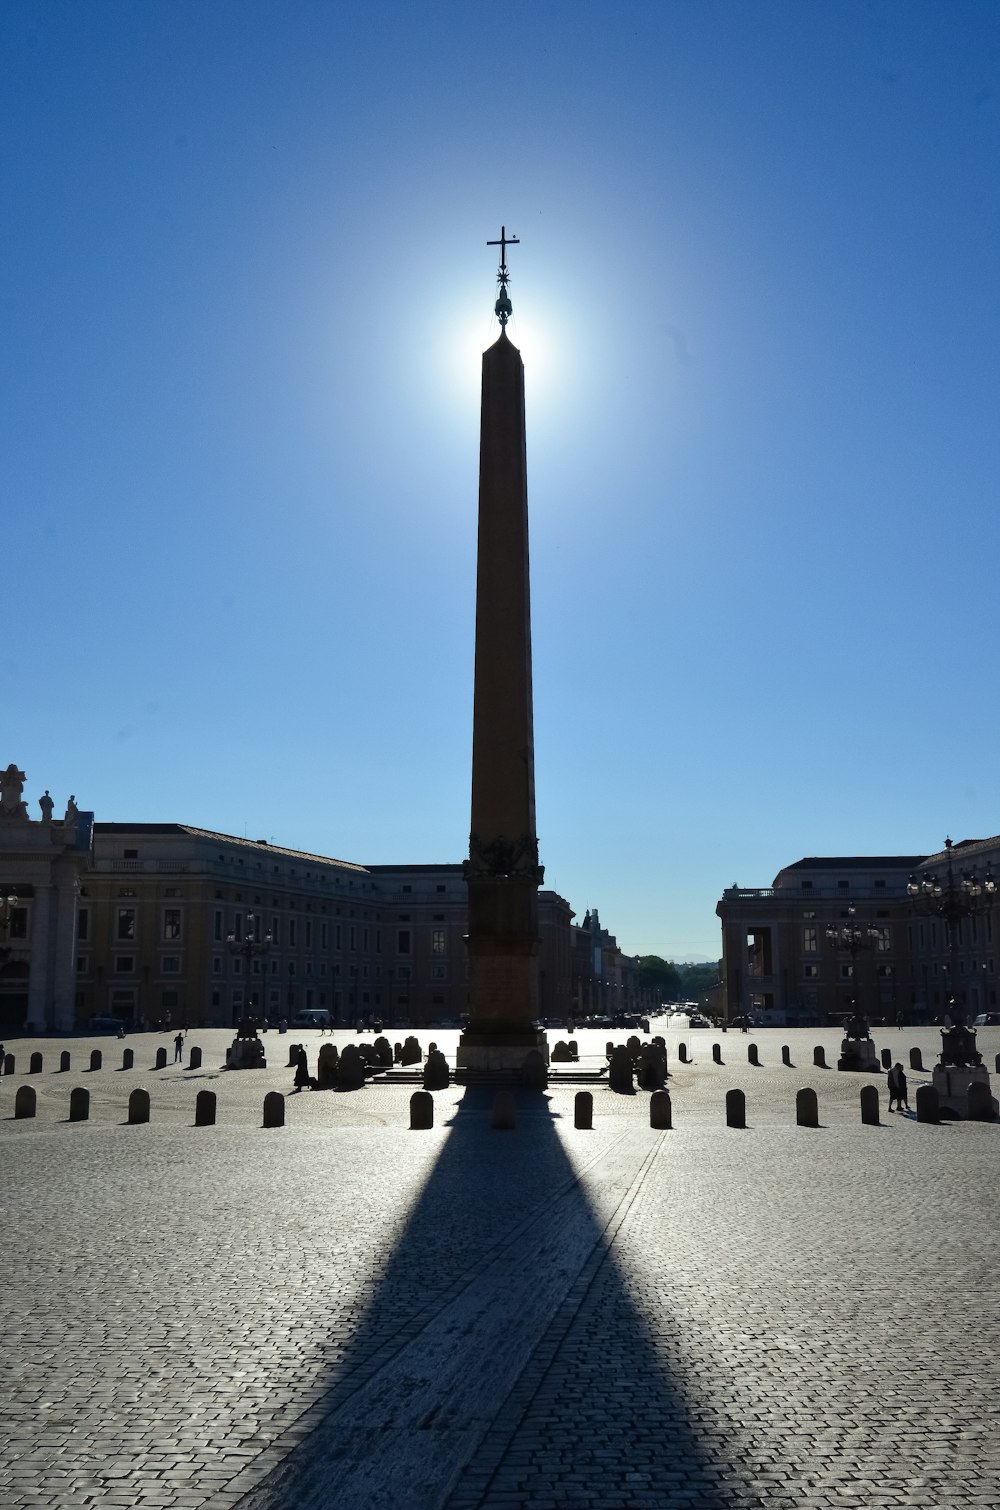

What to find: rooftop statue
left=0, top=763, right=29, bottom=820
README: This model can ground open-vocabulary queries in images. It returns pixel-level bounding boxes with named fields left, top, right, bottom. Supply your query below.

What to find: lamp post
left=227, top=911, right=272, bottom=1026
left=825, top=906, right=881, bottom=1028
left=907, top=837, right=996, bottom=1067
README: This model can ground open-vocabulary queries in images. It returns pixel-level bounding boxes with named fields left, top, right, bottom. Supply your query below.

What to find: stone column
left=26, top=883, right=53, bottom=1032
left=52, top=876, right=80, bottom=1032
left=458, top=331, right=547, bottom=1071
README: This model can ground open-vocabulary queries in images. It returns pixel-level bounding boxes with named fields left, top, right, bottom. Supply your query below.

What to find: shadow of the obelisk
left=232, top=1084, right=734, bottom=1510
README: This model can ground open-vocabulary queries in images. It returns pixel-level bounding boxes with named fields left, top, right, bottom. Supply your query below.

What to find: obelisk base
left=456, top=1029, right=550, bottom=1072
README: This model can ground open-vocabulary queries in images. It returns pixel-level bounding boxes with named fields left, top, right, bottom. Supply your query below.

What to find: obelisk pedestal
left=457, top=263, right=547, bottom=1073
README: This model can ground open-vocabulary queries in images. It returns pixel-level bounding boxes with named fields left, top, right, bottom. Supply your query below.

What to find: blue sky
left=4, top=1, right=998, bottom=960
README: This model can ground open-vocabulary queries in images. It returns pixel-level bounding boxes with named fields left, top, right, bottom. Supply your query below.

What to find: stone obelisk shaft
left=459, top=330, right=547, bottom=1066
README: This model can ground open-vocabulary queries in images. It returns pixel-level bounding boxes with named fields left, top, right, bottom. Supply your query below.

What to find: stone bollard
left=726, top=1088, right=746, bottom=1129
left=69, top=1086, right=90, bottom=1122
left=15, top=1084, right=36, bottom=1119
left=712, top=1043, right=722, bottom=1065
left=188, top=1047, right=202, bottom=1071
left=520, top=1050, right=547, bottom=1091
left=60, top=1050, right=71, bottom=1073
left=29, top=1051, right=43, bottom=1074
left=89, top=1049, right=102, bottom=1071
left=551, top=1039, right=572, bottom=1063
left=263, top=1091, right=285, bottom=1128
left=3, top=1053, right=13, bottom=1075
left=394, top=1041, right=403, bottom=1063
left=880, top=1047, right=892, bottom=1070
left=678, top=1041, right=689, bottom=1064
left=781, top=1044, right=792, bottom=1067
left=650, top=1088, right=672, bottom=1129
left=492, top=1089, right=516, bottom=1130
left=568, top=1039, right=579, bottom=1061
left=337, top=1044, right=366, bottom=1090
left=122, top=1047, right=134, bottom=1070
left=608, top=1045, right=635, bottom=1093
left=909, top=1046, right=924, bottom=1072
left=915, top=1084, right=939, bottom=1124
left=128, top=1088, right=150, bottom=1125
left=400, top=1035, right=423, bottom=1066
left=967, top=1082, right=994, bottom=1122
left=195, top=1090, right=217, bottom=1126
left=423, top=1049, right=450, bottom=1091
left=574, top=1090, right=593, bottom=1129
left=748, top=1043, right=760, bottom=1067
left=373, top=1036, right=394, bottom=1069
left=796, top=1087, right=819, bottom=1127
left=813, top=1046, right=826, bottom=1069
left=409, top=1090, right=434, bottom=1130
left=605, top=1040, right=614, bottom=1061
left=154, top=1046, right=167, bottom=1070
left=860, top=1085, right=880, bottom=1125
left=287, top=1044, right=301, bottom=1068
left=316, top=1043, right=340, bottom=1088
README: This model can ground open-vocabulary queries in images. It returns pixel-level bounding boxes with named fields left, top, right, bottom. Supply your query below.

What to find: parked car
left=973, top=1013, right=1000, bottom=1027
left=88, top=1016, right=126, bottom=1034
left=731, top=1014, right=755, bottom=1029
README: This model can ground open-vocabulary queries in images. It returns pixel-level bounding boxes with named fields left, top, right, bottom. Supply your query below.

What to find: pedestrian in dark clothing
left=293, top=1045, right=313, bottom=1092
left=887, top=1062, right=909, bottom=1113
left=173, top=1032, right=184, bottom=1063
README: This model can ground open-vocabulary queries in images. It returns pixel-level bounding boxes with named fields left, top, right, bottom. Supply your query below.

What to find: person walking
left=887, top=1061, right=909, bottom=1113
left=293, top=1044, right=312, bottom=1092
left=173, top=1031, right=184, bottom=1064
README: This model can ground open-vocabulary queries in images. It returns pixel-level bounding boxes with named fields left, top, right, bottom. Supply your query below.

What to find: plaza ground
left=3, top=1022, right=1000, bottom=1509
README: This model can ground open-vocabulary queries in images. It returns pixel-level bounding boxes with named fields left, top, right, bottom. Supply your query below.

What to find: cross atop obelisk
left=486, top=225, right=519, bottom=326
left=457, top=228, right=548, bottom=1074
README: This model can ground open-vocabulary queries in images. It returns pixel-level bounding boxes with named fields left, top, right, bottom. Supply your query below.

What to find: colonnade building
left=717, top=840, right=1000, bottom=1026
left=0, top=761, right=647, bottom=1035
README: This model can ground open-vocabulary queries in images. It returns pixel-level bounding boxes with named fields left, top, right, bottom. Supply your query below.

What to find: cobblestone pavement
left=3, top=1024, right=1000, bottom=1509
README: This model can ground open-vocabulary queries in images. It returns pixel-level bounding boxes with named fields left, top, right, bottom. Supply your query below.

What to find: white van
left=291, top=1009, right=331, bottom=1028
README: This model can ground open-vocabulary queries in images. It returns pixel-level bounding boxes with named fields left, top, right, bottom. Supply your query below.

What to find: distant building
left=0, top=760, right=648, bottom=1033
left=717, top=846, right=1000, bottom=1026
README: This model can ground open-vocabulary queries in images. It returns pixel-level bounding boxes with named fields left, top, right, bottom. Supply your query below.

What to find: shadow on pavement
left=232, top=1084, right=738, bottom=1510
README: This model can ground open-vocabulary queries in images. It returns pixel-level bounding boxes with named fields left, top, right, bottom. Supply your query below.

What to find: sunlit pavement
left=3, top=1024, right=1000, bottom=1509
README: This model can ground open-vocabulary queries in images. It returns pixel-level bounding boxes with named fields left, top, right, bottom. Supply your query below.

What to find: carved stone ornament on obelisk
left=457, top=228, right=548, bottom=1072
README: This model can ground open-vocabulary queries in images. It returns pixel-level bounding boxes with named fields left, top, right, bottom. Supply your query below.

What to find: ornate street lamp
left=227, top=911, right=272, bottom=1026
left=825, top=906, right=881, bottom=1028
left=907, top=838, right=996, bottom=1067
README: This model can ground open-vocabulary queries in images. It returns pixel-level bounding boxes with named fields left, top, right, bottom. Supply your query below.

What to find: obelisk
left=457, top=228, right=548, bottom=1072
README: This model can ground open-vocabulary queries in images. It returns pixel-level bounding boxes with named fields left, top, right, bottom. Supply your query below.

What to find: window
left=803, top=963, right=819, bottom=979
left=124, top=849, right=138, bottom=860
left=874, top=880, right=886, bottom=890
left=305, top=921, right=312, bottom=948
left=397, top=929, right=411, bottom=955
left=161, top=956, right=180, bottom=974
left=161, top=989, right=179, bottom=1009
left=801, top=881, right=813, bottom=891
left=321, top=922, right=328, bottom=949
left=874, top=927, right=891, bottom=953
left=840, top=963, right=853, bottom=980
left=335, top=924, right=342, bottom=949
left=77, top=956, right=86, bottom=973
left=163, top=909, right=182, bottom=941
left=363, top=927, right=369, bottom=951
left=213, top=957, right=222, bottom=975
left=802, top=927, right=818, bottom=954
left=802, top=911, right=815, bottom=920
left=117, top=908, right=136, bottom=941
left=289, top=920, right=297, bottom=947
left=432, top=929, right=446, bottom=955
left=436, top=884, right=446, bottom=893
left=77, top=908, right=89, bottom=941
left=9, top=908, right=27, bottom=939
left=432, top=964, right=447, bottom=981
left=116, top=956, right=135, bottom=974
left=376, top=929, right=382, bottom=953
left=837, top=880, right=850, bottom=890
left=349, top=926, right=356, bottom=950
left=403, top=885, right=412, bottom=894
left=878, top=963, right=893, bottom=978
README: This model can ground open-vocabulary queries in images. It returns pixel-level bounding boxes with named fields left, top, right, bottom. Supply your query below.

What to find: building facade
left=717, top=843, right=1000, bottom=1026
left=0, top=759, right=648, bottom=1034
